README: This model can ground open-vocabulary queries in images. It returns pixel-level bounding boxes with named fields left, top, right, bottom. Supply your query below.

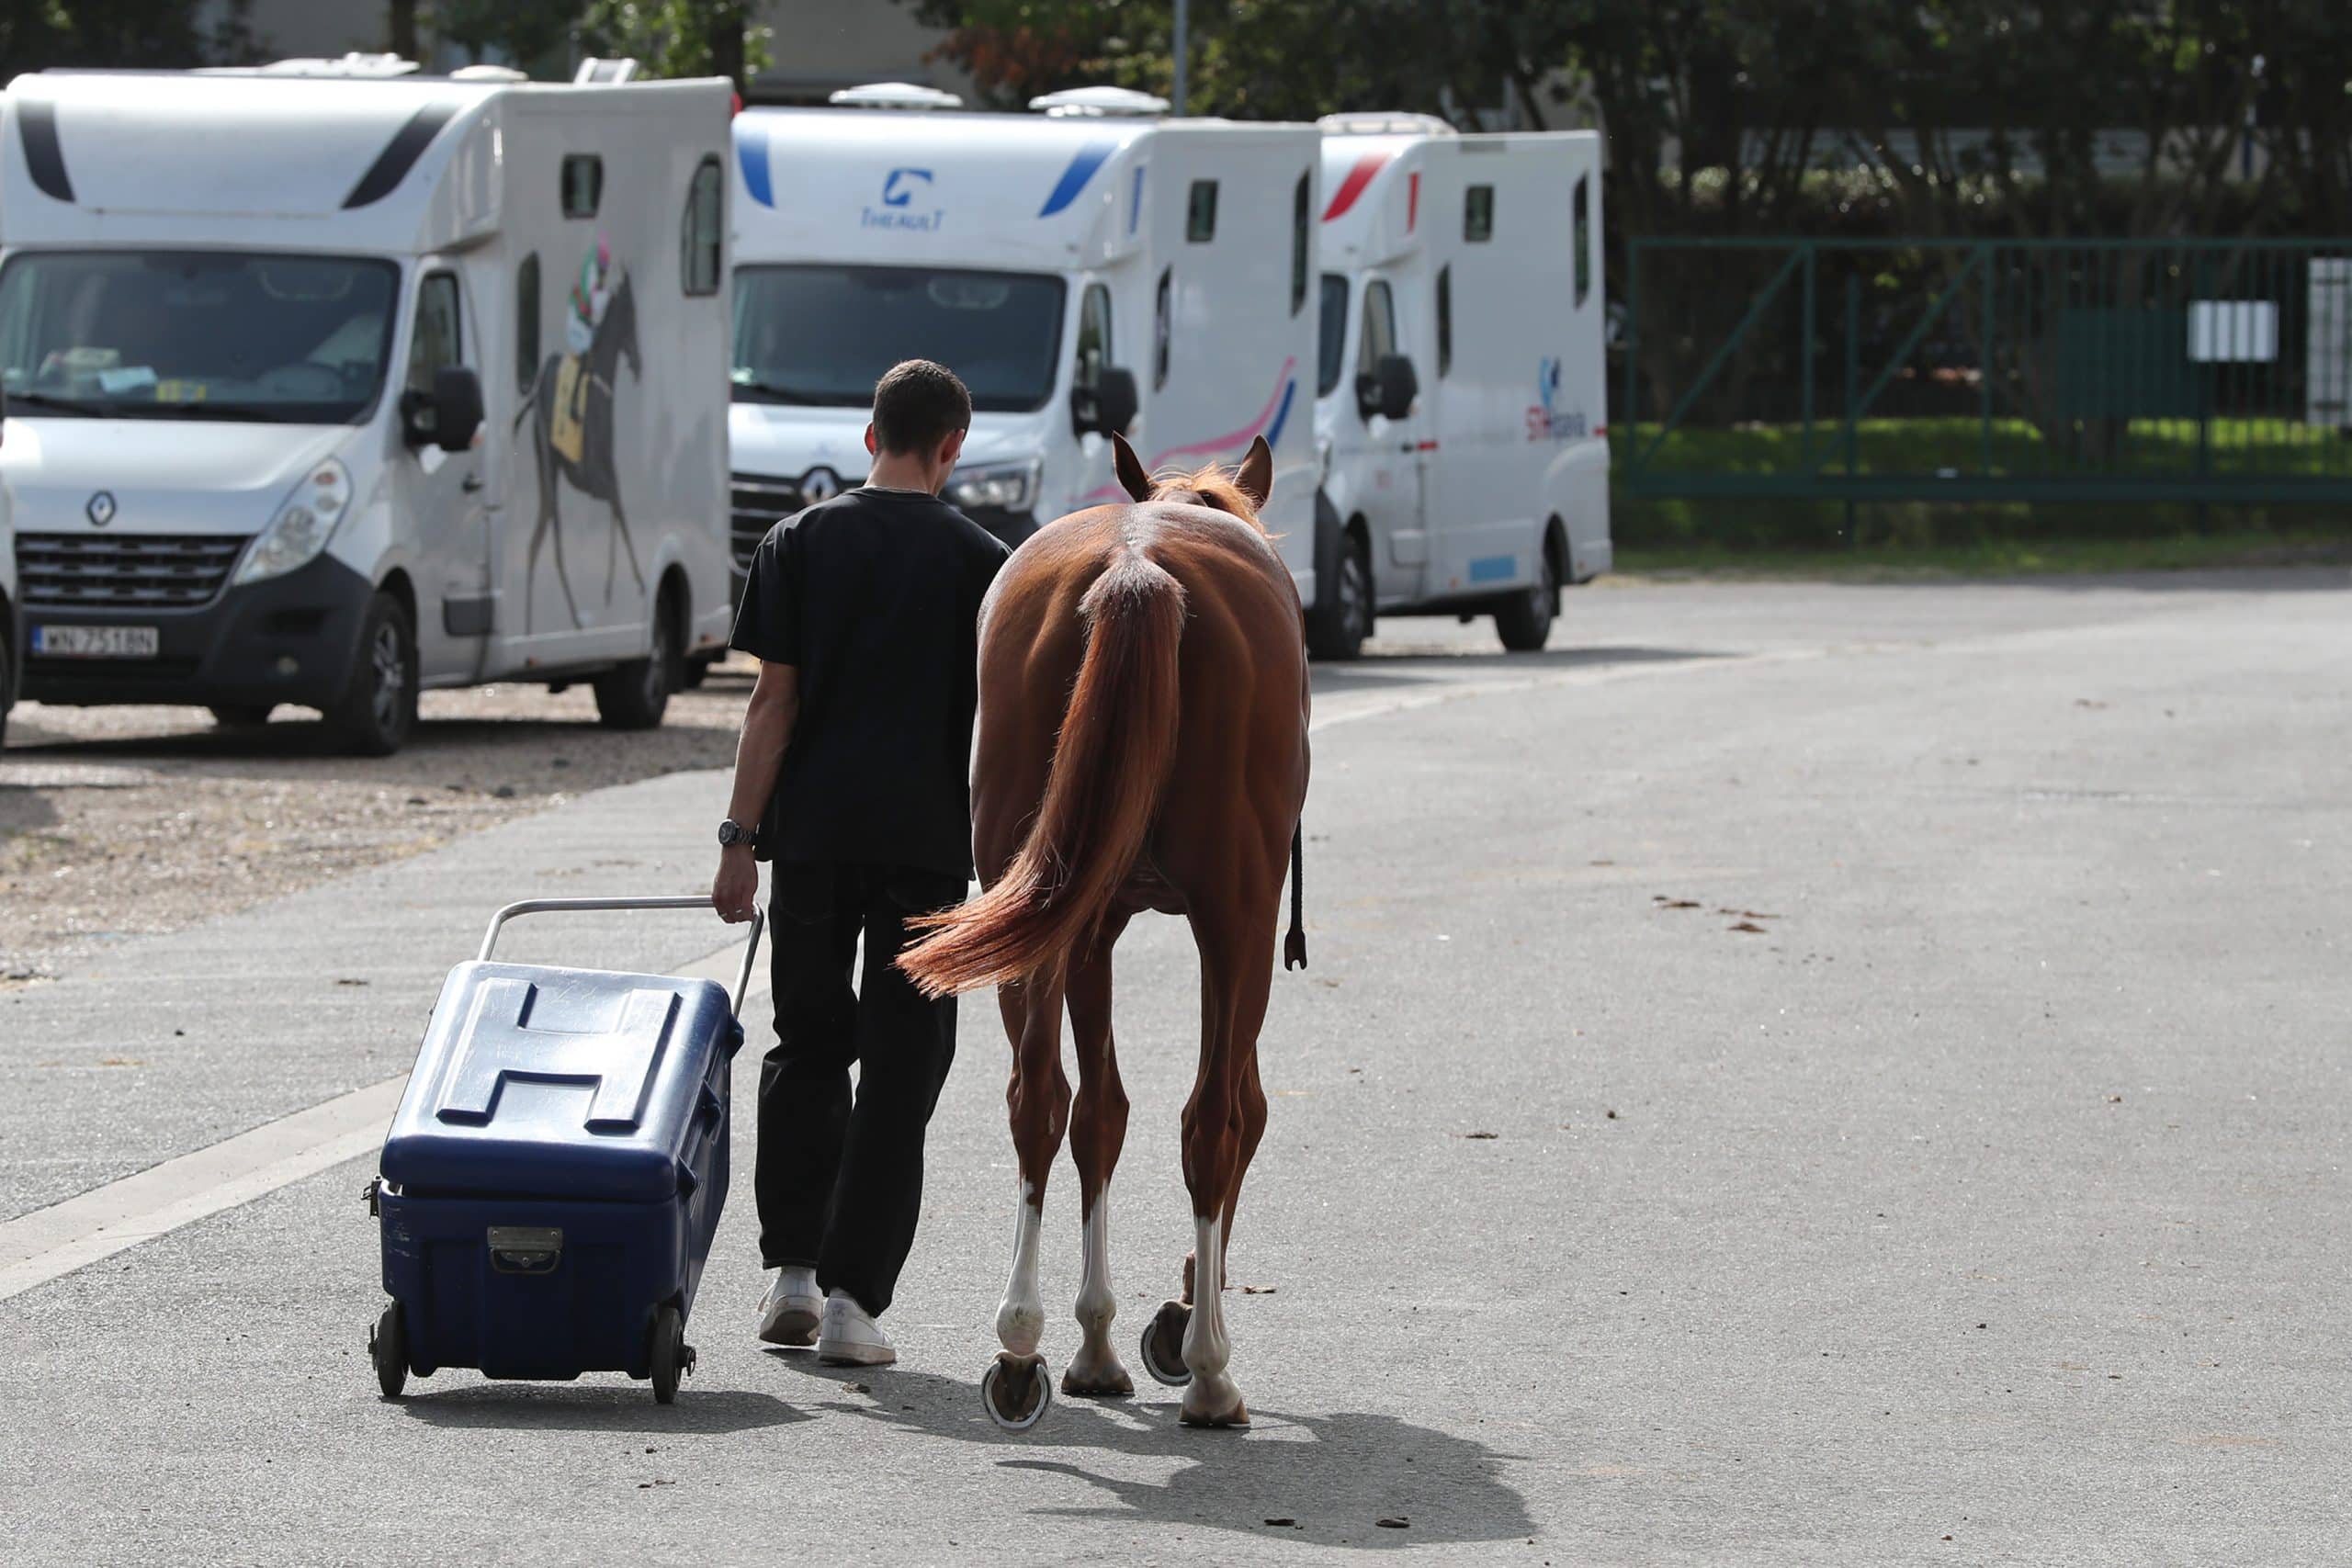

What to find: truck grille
left=16, top=533, right=248, bottom=609
left=729, top=473, right=802, bottom=572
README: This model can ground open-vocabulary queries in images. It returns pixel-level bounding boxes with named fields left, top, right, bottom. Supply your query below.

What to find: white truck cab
left=728, top=86, right=1325, bottom=602
left=1310, top=114, right=1611, bottom=656
left=0, top=59, right=734, bottom=752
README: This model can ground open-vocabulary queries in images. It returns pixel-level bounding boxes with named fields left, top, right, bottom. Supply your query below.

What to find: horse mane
left=1151, top=464, right=1264, bottom=530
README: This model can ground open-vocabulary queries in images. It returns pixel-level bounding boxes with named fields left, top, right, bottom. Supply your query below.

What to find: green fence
left=1618, top=238, right=2352, bottom=507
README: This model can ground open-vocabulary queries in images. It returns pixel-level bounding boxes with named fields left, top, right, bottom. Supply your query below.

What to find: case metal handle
left=476, top=896, right=764, bottom=1020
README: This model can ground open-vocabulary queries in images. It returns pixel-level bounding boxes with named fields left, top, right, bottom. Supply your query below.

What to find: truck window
left=1186, top=180, right=1218, bottom=243
left=1573, top=174, right=1591, bottom=307
left=561, top=155, right=603, bottom=219
left=682, top=156, right=723, bottom=297
left=1154, top=266, right=1172, bottom=389
left=1436, top=265, right=1453, bottom=378
left=514, top=254, right=539, bottom=393
left=1464, top=185, right=1494, bottom=243
left=1359, top=278, right=1396, bottom=412
left=410, top=271, right=463, bottom=393
left=1290, top=172, right=1310, bottom=315
left=1317, top=274, right=1348, bottom=397
left=1075, top=283, right=1114, bottom=391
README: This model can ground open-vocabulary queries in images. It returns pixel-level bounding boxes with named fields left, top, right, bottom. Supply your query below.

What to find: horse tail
left=899, top=547, right=1186, bottom=998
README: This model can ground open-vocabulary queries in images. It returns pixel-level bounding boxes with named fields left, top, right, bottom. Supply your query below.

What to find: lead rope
left=1283, top=820, right=1308, bottom=970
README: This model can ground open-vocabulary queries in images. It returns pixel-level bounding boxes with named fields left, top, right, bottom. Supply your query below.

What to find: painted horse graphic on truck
left=514, top=238, right=645, bottom=633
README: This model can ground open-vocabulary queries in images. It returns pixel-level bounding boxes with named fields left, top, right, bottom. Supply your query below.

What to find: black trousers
left=757, top=861, right=962, bottom=1317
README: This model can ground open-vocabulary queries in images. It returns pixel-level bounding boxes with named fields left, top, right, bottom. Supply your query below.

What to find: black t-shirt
left=729, top=486, right=1011, bottom=879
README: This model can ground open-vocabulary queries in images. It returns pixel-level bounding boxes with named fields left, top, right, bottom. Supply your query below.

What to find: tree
left=0, top=0, right=214, bottom=71
left=576, top=0, right=771, bottom=86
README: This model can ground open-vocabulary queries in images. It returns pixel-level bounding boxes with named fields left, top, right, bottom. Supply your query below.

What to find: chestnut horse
left=898, top=430, right=1310, bottom=1430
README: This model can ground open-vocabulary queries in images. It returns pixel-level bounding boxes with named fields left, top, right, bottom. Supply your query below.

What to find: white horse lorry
left=727, top=85, right=1326, bottom=604
left=1309, top=114, right=1611, bottom=658
left=0, top=58, right=734, bottom=754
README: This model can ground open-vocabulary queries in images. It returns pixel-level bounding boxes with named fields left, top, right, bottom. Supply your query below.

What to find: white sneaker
left=816, top=1292, right=897, bottom=1367
left=757, top=1266, right=822, bottom=1347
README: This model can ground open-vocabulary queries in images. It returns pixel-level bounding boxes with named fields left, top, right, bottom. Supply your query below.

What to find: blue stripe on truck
left=1469, top=555, right=1517, bottom=583
left=737, top=128, right=774, bottom=209
left=1038, top=141, right=1116, bottom=218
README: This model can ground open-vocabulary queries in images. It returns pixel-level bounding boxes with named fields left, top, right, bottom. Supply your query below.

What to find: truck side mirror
left=1074, top=367, right=1139, bottom=437
left=1358, top=355, right=1418, bottom=423
left=403, top=367, right=484, bottom=453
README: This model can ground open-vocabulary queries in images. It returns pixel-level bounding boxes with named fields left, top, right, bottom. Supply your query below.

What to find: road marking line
left=0, top=947, right=774, bottom=1305
left=0, top=646, right=1783, bottom=1303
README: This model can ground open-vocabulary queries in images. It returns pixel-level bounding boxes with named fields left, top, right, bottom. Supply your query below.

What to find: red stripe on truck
left=1322, top=152, right=1393, bottom=221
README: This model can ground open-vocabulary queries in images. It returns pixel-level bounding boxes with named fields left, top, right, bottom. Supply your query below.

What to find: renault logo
left=86, top=491, right=117, bottom=527
left=799, top=467, right=841, bottom=502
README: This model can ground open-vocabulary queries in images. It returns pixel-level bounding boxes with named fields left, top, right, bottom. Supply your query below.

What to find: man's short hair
left=871, top=360, right=972, bottom=456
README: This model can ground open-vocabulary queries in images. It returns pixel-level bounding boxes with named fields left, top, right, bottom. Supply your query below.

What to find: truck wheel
left=325, top=592, right=419, bottom=756
left=1306, top=534, right=1373, bottom=661
left=594, top=593, right=679, bottom=730
left=1494, top=553, right=1558, bottom=653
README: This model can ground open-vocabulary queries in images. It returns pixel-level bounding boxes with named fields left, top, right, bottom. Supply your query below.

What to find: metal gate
left=1617, top=238, right=2352, bottom=506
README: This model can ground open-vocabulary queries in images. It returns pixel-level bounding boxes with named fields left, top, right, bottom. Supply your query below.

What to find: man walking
left=713, top=360, right=1010, bottom=1367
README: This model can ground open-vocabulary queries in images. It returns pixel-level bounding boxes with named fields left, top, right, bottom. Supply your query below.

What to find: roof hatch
left=1030, top=86, right=1170, bottom=118
left=828, top=82, right=963, bottom=111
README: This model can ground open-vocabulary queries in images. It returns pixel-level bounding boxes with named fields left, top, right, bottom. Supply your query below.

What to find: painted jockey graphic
left=553, top=236, right=616, bottom=465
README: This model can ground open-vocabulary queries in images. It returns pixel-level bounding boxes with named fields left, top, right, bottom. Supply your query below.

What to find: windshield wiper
left=5, top=390, right=104, bottom=416
left=730, top=378, right=823, bottom=404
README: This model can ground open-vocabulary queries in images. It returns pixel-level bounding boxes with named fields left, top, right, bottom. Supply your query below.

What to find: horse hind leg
left=605, top=484, right=646, bottom=605
left=1063, top=917, right=1135, bottom=1397
left=1174, top=886, right=1281, bottom=1429
left=981, top=974, right=1069, bottom=1429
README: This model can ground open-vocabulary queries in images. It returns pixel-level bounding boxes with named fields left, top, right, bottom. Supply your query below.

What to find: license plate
left=32, top=624, right=160, bottom=659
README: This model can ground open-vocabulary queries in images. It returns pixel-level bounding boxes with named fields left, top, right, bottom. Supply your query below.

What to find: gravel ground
left=0, top=658, right=757, bottom=983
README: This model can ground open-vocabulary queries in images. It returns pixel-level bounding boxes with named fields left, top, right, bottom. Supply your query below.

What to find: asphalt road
left=4, top=571, right=2347, bottom=1565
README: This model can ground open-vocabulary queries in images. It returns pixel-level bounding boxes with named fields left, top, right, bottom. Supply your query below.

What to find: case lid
left=380, top=961, right=738, bottom=1202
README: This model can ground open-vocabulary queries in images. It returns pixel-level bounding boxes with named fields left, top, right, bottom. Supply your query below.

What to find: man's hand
left=713, top=845, right=760, bottom=923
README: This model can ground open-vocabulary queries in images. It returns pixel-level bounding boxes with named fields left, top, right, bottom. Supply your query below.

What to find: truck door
left=1067, top=280, right=1121, bottom=513
left=397, top=265, right=491, bottom=682
left=1354, top=276, right=1430, bottom=602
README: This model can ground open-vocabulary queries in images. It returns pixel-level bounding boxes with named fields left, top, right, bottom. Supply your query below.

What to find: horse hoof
left=981, top=1350, right=1051, bottom=1431
left=1179, top=1376, right=1249, bottom=1429
left=1139, top=1300, right=1191, bottom=1388
left=1060, top=1350, right=1135, bottom=1399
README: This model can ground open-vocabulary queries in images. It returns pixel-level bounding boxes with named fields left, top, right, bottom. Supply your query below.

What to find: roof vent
left=1029, top=86, right=1170, bottom=118
left=453, top=64, right=529, bottom=84
left=1317, top=111, right=1457, bottom=137
left=238, top=53, right=423, bottom=79
left=829, top=82, right=963, bottom=111
left=574, top=58, right=641, bottom=85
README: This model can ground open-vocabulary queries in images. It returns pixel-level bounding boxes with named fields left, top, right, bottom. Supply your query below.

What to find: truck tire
left=324, top=592, right=419, bottom=756
left=1493, top=551, right=1557, bottom=653
left=594, top=592, right=679, bottom=730
left=1306, top=531, right=1373, bottom=661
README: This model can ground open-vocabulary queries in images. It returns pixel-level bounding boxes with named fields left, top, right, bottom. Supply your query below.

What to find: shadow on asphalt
left=1313, top=643, right=1723, bottom=697
left=394, top=1382, right=809, bottom=1436
left=768, top=1357, right=1536, bottom=1550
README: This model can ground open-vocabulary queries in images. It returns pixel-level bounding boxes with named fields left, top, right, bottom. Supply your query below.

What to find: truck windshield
left=1317, top=274, right=1349, bottom=396
left=732, top=265, right=1067, bottom=412
left=0, top=251, right=399, bottom=424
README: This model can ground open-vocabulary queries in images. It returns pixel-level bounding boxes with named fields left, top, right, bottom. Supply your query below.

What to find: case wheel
left=649, top=1304, right=688, bottom=1404
left=370, top=1304, right=408, bottom=1400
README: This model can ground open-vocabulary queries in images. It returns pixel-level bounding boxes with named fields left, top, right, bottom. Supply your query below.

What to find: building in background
left=191, top=1, right=970, bottom=101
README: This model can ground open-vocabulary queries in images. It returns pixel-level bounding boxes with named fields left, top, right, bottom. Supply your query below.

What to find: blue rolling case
left=367, top=896, right=763, bottom=1404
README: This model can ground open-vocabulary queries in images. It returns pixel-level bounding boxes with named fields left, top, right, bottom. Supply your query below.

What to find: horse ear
left=1233, top=434, right=1273, bottom=509
left=1111, top=430, right=1153, bottom=502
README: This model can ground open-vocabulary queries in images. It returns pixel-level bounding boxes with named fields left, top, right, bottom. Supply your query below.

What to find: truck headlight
left=946, top=457, right=1042, bottom=513
left=236, top=458, right=353, bottom=586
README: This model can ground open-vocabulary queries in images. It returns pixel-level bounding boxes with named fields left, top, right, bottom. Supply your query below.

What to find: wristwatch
left=718, top=818, right=752, bottom=849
